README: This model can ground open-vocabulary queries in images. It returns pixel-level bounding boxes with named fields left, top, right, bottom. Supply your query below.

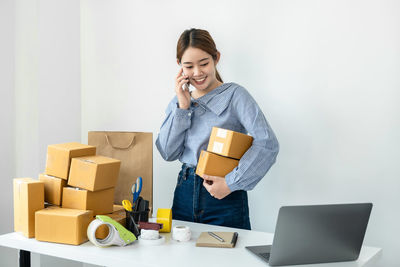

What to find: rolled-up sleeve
left=156, top=97, right=192, bottom=161
left=225, top=88, right=279, bottom=191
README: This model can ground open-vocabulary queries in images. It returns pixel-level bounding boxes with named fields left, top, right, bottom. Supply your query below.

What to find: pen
left=208, top=232, right=225, bottom=242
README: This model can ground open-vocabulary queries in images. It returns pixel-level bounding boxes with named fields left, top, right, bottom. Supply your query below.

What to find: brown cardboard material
left=94, top=211, right=126, bottom=239
left=44, top=203, right=55, bottom=208
left=62, top=187, right=114, bottom=216
left=13, top=178, right=45, bottom=238
left=45, top=142, right=96, bottom=179
left=68, top=155, right=121, bottom=191
left=195, top=151, right=239, bottom=178
left=35, top=207, right=93, bottom=245
left=39, top=173, right=67, bottom=206
left=113, top=204, right=125, bottom=213
left=207, top=127, right=253, bottom=159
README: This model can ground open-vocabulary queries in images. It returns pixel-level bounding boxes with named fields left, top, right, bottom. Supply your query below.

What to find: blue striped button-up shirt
left=156, top=82, right=279, bottom=192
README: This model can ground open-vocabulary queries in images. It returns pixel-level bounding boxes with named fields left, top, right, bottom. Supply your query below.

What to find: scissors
left=122, top=199, right=133, bottom=212
left=131, top=176, right=143, bottom=209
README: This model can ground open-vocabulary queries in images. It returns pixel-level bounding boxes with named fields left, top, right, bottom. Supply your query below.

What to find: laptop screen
left=267, top=203, right=372, bottom=266
left=245, top=203, right=372, bottom=266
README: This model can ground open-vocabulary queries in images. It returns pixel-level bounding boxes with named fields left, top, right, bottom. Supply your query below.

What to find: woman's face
left=180, top=47, right=220, bottom=93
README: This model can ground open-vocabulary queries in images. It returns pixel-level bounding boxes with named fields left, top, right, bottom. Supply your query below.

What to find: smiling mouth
left=193, top=76, right=207, bottom=85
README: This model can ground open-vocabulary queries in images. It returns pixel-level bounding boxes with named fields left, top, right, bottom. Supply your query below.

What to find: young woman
left=156, top=28, right=279, bottom=230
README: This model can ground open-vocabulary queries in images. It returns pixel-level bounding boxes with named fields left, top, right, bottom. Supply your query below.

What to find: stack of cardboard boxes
left=13, top=142, right=125, bottom=245
left=196, top=127, right=253, bottom=177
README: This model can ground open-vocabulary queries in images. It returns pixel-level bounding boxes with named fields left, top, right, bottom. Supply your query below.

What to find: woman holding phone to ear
left=156, top=28, right=279, bottom=230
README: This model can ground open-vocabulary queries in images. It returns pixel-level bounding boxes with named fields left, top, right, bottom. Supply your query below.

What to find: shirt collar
left=192, top=83, right=235, bottom=116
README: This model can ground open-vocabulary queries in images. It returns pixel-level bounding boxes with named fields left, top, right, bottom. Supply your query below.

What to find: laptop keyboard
left=259, top=253, right=270, bottom=260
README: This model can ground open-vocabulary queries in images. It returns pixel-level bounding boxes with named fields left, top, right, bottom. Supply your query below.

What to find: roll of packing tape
left=138, top=235, right=165, bottom=245
left=172, top=225, right=191, bottom=242
left=88, top=219, right=124, bottom=247
left=156, top=208, right=172, bottom=233
left=87, top=216, right=136, bottom=247
left=140, top=229, right=159, bottom=240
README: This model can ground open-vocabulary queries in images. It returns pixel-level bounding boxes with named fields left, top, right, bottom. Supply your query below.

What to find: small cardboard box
left=195, top=150, right=239, bottom=178
left=39, top=173, right=67, bottom=206
left=113, top=204, right=125, bottom=214
left=45, top=142, right=96, bottom=179
left=35, top=207, right=93, bottom=245
left=94, top=211, right=126, bottom=239
left=62, top=187, right=114, bottom=216
left=207, top=127, right=253, bottom=159
left=13, top=178, right=44, bottom=238
left=68, top=155, right=121, bottom=191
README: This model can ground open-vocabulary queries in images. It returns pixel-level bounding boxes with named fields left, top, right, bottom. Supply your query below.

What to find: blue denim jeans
left=172, top=164, right=251, bottom=230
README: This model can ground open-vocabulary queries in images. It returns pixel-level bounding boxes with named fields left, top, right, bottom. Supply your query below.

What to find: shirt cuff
left=174, top=106, right=191, bottom=117
left=225, top=169, right=242, bottom=192
left=173, top=106, right=192, bottom=127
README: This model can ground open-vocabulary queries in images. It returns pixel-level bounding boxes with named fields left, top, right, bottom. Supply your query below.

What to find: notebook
left=196, top=232, right=238, bottom=248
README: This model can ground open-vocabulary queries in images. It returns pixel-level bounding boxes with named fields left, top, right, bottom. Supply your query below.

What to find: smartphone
left=182, top=70, right=190, bottom=91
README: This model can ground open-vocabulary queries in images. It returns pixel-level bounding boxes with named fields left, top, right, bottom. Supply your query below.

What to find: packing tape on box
left=212, top=142, right=224, bottom=154
left=87, top=215, right=136, bottom=247
left=156, top=208, right=172, bottom=233
left=217, top=128, right=227, bottom=138
left=172, top=225, right=191, bottom=242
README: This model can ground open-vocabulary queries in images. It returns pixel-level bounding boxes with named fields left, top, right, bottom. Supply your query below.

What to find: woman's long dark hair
left=176, top=28, right=223, bottom=83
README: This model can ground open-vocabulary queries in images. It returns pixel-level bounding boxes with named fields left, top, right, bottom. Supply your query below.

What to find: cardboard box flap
left=74, top=155, right=121, bottom=165
left=36, top=207, right=92, bottom=217
left=113, top=205, right=125, bottom=213
left=48, top=142, right=95, bottom=151
left=15, top=178, right=42, bottom=184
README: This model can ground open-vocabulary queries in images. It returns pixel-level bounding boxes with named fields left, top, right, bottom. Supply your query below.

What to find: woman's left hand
left=202, top=174, right=232, bottom=199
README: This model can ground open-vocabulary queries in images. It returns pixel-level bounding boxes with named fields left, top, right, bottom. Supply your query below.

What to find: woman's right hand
left=175, top=68, right=191, bottom=109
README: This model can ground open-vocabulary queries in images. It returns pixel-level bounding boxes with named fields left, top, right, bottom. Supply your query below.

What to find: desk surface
left=0, top=220, right=381, bottom=267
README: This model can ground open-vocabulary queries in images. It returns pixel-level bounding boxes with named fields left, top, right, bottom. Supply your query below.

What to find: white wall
left=11, top=0, right=84, bottom=266
left=81, top=1, right=399, bottom=266
left=36, top=1, right=82, bottom=265
left=0, top=0, right=17, bottom=265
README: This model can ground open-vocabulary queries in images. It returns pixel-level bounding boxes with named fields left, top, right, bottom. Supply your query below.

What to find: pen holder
left=125, top=208, right=150, bottom=236
left=126, top=208, right=150, bottom=224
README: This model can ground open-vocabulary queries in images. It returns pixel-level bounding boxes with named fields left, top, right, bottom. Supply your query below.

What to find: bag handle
left=105, top=133, right=135, bottom=150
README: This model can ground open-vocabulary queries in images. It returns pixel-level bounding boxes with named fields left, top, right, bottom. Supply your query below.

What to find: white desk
left=0, top=220, right=382, bottom=267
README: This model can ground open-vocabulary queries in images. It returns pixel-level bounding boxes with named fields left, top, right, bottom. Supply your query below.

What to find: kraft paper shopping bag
left=88, top=131, right=153, bottom=213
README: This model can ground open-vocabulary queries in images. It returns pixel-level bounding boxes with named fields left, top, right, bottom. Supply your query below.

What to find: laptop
left=246, top=203, right=372, bottom=266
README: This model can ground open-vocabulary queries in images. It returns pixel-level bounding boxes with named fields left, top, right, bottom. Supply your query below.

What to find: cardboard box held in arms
left=196, top=150, right=239, bottom=178
left=207, top=127, right=253, bottom=159
left=196, top=127, right=253, bottom=178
